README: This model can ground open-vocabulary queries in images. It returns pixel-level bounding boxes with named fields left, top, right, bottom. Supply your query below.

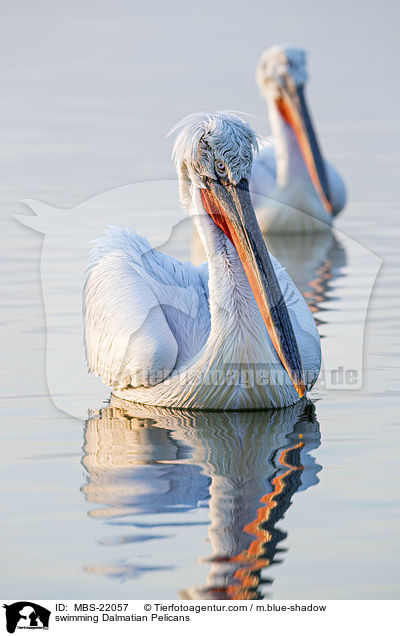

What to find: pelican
left=84, top=112, right=321, bottom=410
left=251, top=45, right=346, bottom=233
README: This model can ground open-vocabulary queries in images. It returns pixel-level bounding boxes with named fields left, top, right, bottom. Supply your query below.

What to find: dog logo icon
left=2, top=602, right=50, bottom=633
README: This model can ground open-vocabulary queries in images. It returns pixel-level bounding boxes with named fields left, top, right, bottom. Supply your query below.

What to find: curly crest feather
left=170, top=112, right=259, bottom=186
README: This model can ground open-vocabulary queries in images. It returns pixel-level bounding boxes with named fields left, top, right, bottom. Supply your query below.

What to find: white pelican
left=84, top=112, right=321, bottom=409
left=251, top=45, right=346, bottom=233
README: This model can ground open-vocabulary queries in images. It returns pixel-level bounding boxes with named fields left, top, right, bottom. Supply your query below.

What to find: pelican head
left=256, top=45, right=308, bottom=92
left=171, top=112, right=305, bottom=398
left=171, top=112, right=257, bottom=209
left=256, top=45, right=332, bottom=214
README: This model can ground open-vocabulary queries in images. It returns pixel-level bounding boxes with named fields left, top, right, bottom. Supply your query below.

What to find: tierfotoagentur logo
left=2, top=602, right=51, bottom=633
left=14, top=180, right=381, bottom=418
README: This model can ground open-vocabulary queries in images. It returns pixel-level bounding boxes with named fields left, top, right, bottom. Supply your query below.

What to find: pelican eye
left=215, top=160, right=227, bottom=176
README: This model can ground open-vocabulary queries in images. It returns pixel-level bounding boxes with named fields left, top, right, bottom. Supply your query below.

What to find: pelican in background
left=84, top=113, right=321, bottom=409
left=251, top=45, right=346, bottom=233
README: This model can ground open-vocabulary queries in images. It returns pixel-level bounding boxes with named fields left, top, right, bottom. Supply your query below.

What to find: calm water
left=1, top=1, right=400, bottom=600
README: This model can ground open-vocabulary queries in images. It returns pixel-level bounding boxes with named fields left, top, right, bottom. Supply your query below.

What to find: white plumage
left=84, top=226, right=210, bottom=389
left=84, top=112, right=321, bottom=410
left=251, top=44, right=346, bottom=233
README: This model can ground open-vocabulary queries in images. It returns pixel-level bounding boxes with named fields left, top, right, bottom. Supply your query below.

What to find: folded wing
left=84, top=226, right=210, bottom=389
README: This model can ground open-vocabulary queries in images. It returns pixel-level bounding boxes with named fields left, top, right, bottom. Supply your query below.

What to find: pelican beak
left=276, top=82, right=333, bottom=213
left=201, top=179, right=305, bottom=398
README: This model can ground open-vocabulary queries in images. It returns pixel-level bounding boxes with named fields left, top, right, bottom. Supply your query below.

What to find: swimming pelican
left=251, top=45, right=346, bottom=233
left=84, top=112, right=321, bottom=409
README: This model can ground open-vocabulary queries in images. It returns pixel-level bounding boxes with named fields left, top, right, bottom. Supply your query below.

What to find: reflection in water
left=82, top=398, right=321, bottom=598
left=82, top=412, right=209, bottom=518
left=265, top=232, right=347, bottom=323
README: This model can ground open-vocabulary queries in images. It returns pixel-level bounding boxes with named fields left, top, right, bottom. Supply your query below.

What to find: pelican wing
left=84, top=226, right=210, bottom=389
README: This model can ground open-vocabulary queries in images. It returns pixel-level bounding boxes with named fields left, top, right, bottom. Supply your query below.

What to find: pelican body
left=251, top=45, right=346, bottom=233
left=84, top=113, right=321, bottom=409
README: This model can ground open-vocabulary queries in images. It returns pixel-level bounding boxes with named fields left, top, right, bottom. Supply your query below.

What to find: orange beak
left=201, top=179, right=305, bottom=398
left=276, top=83, right=333, bottom=214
